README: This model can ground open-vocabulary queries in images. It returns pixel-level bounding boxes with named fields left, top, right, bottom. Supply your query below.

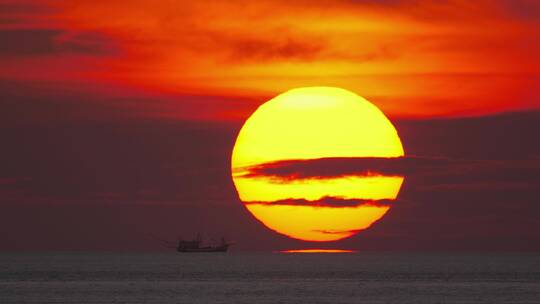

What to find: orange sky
left=1, top=0, right=539, bottom=119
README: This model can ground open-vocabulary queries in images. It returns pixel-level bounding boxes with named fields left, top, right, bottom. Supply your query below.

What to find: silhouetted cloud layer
left=244, top=197, right=394, bottom=208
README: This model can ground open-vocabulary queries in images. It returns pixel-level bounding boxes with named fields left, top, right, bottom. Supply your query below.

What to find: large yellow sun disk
left=231, top=87, right=405, bottom=242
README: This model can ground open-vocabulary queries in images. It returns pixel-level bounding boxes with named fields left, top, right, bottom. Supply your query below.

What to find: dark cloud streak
left=0, top=29, right=119, bottom=56
left=244, top=197, right=395, bottom=208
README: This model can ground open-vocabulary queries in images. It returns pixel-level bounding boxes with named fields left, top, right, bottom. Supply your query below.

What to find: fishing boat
left=176, top=234, right=233, bottom=252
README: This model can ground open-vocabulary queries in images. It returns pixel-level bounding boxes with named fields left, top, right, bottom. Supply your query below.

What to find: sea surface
left=1, top=252, right=539, bottom=303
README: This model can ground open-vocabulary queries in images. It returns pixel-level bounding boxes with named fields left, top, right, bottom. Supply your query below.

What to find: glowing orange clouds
left=231, top=87, right=404, bottom=241
left=1, top=1, right=539, bottom=119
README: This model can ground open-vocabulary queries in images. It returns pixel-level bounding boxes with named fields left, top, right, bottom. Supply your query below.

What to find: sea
left=1, top=252, right=539, bottom=303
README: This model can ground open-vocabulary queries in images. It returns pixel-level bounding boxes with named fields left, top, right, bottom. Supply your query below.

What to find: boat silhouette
left=176, top=234, right=233, bottom=252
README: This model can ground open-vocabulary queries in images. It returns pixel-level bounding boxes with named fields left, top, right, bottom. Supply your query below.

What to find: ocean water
left=0, top=252, right=539, bottom=303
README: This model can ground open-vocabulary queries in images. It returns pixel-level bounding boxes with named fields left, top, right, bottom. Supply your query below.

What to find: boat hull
left=177, top=245, right=230, bottom=252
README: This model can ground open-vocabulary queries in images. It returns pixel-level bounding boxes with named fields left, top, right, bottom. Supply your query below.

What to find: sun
left=231, top=87, right=404, bottom=242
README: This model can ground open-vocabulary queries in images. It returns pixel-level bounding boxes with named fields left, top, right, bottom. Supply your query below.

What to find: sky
left=0, top=0, right=539, bottom=251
